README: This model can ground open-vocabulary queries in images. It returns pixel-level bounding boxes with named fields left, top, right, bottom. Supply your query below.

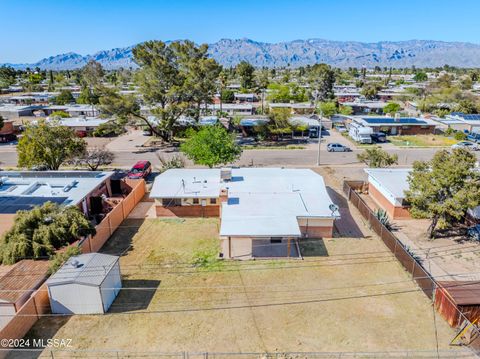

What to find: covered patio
left=252, top=238, right=301, bottom=258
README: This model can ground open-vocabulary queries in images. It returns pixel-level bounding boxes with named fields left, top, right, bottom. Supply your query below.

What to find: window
left=162, top=198, right=181, bottom=206
left=270, top=237, right=282, bottom=244
left=193, top=198, right=199, bottom=205
left=210, top=198, right=217, bottom=205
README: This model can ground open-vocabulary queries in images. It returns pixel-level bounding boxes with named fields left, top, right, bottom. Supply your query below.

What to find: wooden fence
left=0, top=179, right=146, bottom=355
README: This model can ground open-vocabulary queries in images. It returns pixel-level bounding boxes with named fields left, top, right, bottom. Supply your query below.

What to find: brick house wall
left=369, top=183, right=411, bottom=219
left=156, top=205, right=220, bottom=217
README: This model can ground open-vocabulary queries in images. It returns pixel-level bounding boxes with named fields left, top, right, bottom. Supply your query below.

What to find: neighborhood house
left=364, top=168, right=412, bottom=219
left=150, top=168, right=340, bottom=259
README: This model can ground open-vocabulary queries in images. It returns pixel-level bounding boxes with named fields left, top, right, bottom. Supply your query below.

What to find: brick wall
left=299, top=226, right=333, bottom=238
left=155, top=205, right=220, bottom=217
left=368, top=182, right=411, bottom=219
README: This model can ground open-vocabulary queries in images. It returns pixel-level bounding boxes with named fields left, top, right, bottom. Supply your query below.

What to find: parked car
left=371, top=132, right=387, bottom=143
left=451, top=141, right=479, bottom=151
left=327, top=143, right=352, bottom=152
left=467, top=225, right=480, bottom=242
left=127, top=160, right=152, bottom=179
left=466, top=132, right=480, bottom=143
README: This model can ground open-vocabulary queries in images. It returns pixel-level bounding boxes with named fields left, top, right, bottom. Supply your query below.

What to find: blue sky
left=1, top=0, right=479, bottom=63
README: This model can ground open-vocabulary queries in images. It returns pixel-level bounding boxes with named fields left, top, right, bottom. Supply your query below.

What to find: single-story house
left=443, top=113, right=480, bottom=133
left=364, top=168, right=412, bottom=219
left=150, top=168, right=340, bottom=259
left=203, top=103, right=255, bottom=116
left=234, top=93, right=258, bottom=103
left=0, top=104, right=43, bottom=119
left=348, top=116, right=436, bottom=136
left=48, top=117, right=110, bottom=136
left=341, top=101, right=388, bottom=115
left=0, top=171, right=115, bottom=234
left=268, top=102, right=315, bottom=115
left=47, top=253, right=121, bottom=314
left=0, top=260, right=49, bottom=330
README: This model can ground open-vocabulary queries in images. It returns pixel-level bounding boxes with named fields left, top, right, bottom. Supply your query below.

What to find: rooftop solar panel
left=361, top=117, right=426, bottom=125
left=0, top=197, right=67, bottom=214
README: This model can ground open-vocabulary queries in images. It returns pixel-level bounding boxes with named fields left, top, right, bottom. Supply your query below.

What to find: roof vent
left=221, top=168, right=232, bottom=182
left=70, top=259, right=81, bottom=268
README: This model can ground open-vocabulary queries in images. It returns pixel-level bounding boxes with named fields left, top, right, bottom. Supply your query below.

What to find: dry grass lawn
left=22, top=217, right=463, bottom=356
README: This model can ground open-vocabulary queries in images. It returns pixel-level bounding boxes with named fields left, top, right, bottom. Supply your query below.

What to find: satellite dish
left=329, top=204, right=340, bottom=215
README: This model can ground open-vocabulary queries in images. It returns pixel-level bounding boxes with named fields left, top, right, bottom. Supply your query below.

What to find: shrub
left=374, top=209, right=393, bottom=230
left=454, top=132, right=467, bottom=141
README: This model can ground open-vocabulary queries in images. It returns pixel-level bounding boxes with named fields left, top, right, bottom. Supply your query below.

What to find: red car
left=127, top=160, right=152, bottom=179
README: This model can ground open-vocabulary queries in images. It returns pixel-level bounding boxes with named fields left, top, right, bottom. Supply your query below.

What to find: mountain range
left=4, top=38, right=480, bottom=70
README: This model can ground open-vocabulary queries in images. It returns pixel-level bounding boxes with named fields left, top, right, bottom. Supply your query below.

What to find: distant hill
left=4, top=39, right=480, bottom=70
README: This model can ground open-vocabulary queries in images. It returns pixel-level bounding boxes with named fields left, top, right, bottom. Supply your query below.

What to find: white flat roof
left=151, top=168, right=339, bottom=237
left=364, top=168, right=411, bottom=200
left=0, top=171, right=114, bottom=213
left=52, top=117, right=109, bottom=128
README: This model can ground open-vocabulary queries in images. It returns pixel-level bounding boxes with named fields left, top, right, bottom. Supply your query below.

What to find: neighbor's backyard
left=20, top=216, right=462, bottom=356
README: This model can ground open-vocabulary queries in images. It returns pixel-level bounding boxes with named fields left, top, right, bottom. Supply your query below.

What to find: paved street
left=0, top=130, right=477, bottom=169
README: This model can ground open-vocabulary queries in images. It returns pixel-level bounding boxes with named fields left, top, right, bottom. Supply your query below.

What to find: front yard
left=21, top=217, right=462, bottom=356
left=389, top=135, right=457, bottom=147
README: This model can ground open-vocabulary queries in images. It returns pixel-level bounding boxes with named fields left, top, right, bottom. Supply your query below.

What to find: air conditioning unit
left=220, top=168, right=232, bottom=182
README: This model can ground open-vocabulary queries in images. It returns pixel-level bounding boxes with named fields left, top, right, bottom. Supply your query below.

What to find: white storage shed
left=47, top=253, right=121, bottom=314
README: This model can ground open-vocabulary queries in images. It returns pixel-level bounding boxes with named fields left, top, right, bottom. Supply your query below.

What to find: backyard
left=18, top=216, right=463, bottom=357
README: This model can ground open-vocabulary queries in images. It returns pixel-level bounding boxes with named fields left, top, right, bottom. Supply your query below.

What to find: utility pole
left=317, top=108, right=323, bottom=166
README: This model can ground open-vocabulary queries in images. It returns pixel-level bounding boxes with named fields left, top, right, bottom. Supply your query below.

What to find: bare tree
left=74, top=147, right=114, bottom=171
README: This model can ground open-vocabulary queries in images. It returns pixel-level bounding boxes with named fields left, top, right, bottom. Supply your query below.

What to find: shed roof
left=47, top=253, right=119, bottom=287
left=438, top=281, right=480, bottom=306
left=0, top=260, right=49, bottom=304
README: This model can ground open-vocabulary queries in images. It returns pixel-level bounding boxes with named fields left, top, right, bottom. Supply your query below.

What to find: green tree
left=405, top=149, right=480, bottom=238
left=236, top=61, right=255, bottom=89
left=456, top=99, right=478, bottom=114
left=54, top=90, right=75, bottom=105
left=0, top=66, right=16, bottom=88
left=77, top=86, right=99, bottom=105
left=338, top=105, right=353, bottom=116
left=81, top=60, right=104, bottom=88
left=180, top=125, right=242, bottom=168
left=361, top=83, right=382, bottom=100
left=0, top=202, right=95, bottom=265
left=99, top=40, right=220, bottom=142
left=383, top=102, right=401, bottom=115
left=308, top=64, right=336, bottom=107
left=357, top=146, right=398, bottom=168
left=267, top=108, right=294, bottom=136
left=413, top=72, right=428, bottom=82
left=48, top=246, right=81, bottom=275
left=49, top=110, right=70, bottom=118
left=17, top=121, right=86, bottom=170
left=318, top=102, right=337, bottom=118
left=221, top=89, right=235, bottom=103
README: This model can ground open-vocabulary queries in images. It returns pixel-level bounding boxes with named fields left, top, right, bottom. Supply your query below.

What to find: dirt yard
left=21, top=215, right=463, bottom=356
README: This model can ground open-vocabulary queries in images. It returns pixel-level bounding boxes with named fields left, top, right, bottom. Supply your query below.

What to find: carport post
left=287, top=237, right=291, bottom=258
